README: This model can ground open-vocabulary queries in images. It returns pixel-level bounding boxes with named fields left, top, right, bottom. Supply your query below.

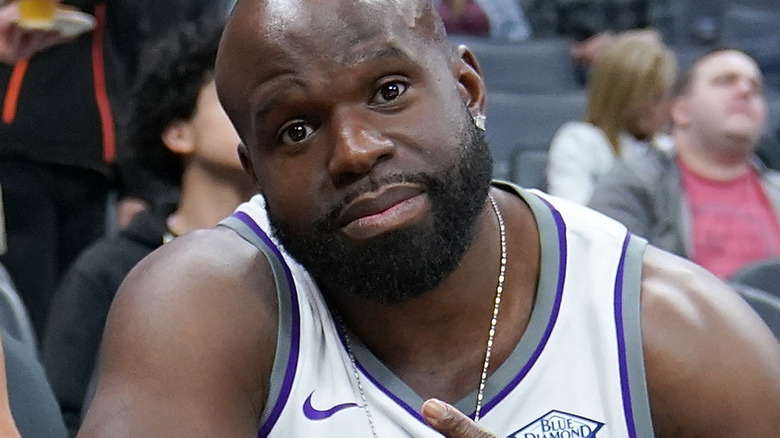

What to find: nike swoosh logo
left=302, top=391, right=360, bottom=420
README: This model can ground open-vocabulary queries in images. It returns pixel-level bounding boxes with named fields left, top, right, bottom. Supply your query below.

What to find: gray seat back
left=485, top=92, right=586, bottom=179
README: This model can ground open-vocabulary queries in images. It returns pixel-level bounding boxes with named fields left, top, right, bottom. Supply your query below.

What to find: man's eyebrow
left=252, top=46, right=415, bottom=121
left=341, top=45, right=414, bottom=67
left=253, top=74, right=303, bottom=122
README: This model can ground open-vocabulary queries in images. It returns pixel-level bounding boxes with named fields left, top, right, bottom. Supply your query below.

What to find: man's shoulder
left=79, top=227, right=278, bottom=437
left=639, top=246, right=780, bottom=435
left=592, top=146, right=676, bottom=202
left=111, top=225, right=280, bottom=338
left=109, top=224, right=279, bottom=374
left=759, top=164, right=780, bottom=187
left=620, top=145, right=675, bottom=179
left=124, top=225, right=275, bottom=300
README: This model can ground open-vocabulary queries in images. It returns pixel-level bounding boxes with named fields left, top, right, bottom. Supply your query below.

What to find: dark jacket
left=40, top=202, right=175, bottom=435
left=0, top=0, right=231, bottom=194
left=0, top=0, right=135, bottom=175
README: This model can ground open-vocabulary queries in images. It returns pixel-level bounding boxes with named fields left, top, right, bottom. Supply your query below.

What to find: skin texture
left=77, top=1, right=780, bottom=436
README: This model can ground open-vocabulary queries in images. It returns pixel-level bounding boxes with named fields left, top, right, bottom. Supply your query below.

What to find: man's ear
left=670, top=97, right=691, bottom=128
left=161, top=120, right=195, bottom=155
left=238, top=142, right=260, bottom=188
left=454, top=45, right=487, bottom=123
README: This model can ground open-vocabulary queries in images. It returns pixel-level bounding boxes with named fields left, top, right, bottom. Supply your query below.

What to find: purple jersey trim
left=477, top=195, right=568, bottom=417
left=229, top=211, right=301, bottom=438
left=613, top=231, right=637, bottom=438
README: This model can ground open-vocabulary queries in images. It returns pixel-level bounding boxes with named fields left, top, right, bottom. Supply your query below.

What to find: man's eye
left=279, top=122, right=314, bottom=144
left=373, top=81, right=407, bottom=104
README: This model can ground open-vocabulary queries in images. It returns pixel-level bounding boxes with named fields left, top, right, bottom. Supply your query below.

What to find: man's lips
left=336, top=184, right=428, bottom=239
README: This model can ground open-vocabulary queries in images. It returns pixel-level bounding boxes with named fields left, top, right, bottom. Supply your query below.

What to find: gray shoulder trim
left=218, top=215, right=299, bottom=435
left=615, top=233, right=654, bottom=438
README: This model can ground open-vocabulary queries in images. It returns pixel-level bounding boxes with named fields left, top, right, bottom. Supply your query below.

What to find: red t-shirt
left=679, top=159, right=780, bottom=279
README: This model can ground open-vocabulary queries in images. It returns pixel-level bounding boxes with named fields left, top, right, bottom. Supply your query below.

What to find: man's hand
left=422, top=399, right=497, bottom=438
left=0, top=2, right=71, bottom=65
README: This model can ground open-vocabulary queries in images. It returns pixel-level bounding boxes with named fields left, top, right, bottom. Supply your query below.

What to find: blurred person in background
left=0, top=0, right=137, bottom=340
left=590, top=48, right=779, bottom=280
left=0, top=0, right=235, bottom=341
left=40, top=19, right=254, bottom=435
left=547, top=29, right=676, bottom=204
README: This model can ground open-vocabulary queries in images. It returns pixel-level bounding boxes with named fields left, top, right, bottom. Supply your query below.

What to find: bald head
left=216, top=0, right=454, bottom=139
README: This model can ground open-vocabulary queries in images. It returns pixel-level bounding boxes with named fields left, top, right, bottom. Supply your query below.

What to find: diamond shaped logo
left=509, top=410, right=604, bottom=438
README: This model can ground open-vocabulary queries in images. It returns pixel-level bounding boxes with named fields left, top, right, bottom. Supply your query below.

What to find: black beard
left=268, top=122, right=493, bottom=304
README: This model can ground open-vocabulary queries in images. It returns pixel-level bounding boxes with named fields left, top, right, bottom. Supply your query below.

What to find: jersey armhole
left=615, top=232, right=654, bottom=438
left=218, top=214, right=300, bottom=435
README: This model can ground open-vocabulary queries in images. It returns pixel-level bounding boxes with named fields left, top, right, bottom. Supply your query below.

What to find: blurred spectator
left=0, top=0, right=234, bottom=342
left=113, top=0, right=236, bottom=225
left=0, top=0, right=144, bottom=340
left=547, top=29, right=676, bottom=204
left=40, top=19, right=254, bottom=435
left=590, top=49, right=779, bottom=279
left=437, top=0, right=530, bottom=41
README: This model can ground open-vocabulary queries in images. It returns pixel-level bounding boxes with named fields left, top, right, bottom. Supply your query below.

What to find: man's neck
left=167, top=164, right=255, bottom=236
left=674, top=131, right=754, bottom=181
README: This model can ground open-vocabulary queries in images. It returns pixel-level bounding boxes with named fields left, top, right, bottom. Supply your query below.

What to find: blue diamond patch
left=509, top=410, right=604, bottom=438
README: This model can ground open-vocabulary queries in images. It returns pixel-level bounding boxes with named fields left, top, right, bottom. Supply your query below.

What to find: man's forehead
left=222, top=0, right=442, bottom=76
left=696, top=51, right=761, bottom=80
left=216, top=0, right=451, bottom=132
left=233, top=0, right=431, bottom=34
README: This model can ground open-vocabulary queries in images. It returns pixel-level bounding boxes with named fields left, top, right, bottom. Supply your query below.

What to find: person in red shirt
left=591, top=48, right=780, bottom=279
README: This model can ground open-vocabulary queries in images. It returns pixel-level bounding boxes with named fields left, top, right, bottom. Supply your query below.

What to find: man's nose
left=327, top=109, right=394, bottom=185
left=735, top=76, right=759, bottom=96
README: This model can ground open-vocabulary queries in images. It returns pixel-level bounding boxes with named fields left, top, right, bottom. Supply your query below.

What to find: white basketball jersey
left=220, top=182, right=652, bottom=438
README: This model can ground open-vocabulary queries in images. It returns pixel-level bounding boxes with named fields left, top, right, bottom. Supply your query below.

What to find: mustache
left=321, top=172, right=440, bottom=225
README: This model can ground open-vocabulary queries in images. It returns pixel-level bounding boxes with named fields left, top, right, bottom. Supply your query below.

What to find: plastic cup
left=17, top=0, right=57, bottom=30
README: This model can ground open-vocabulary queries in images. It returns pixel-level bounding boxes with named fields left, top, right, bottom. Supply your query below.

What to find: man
left=78, top=1, right=780, bottom=437
left=41, top=19, right=255, bottom=436
left=590, top=49, right=780, bottom=280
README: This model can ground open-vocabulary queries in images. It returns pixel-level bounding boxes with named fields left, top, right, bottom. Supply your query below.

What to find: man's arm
left=77, top=228, right=278, bottom=437
left=641, top=246, right=780, bottom=436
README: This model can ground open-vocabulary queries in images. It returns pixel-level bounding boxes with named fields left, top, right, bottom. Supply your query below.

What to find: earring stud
left=473, top=113, right=486, bottom=131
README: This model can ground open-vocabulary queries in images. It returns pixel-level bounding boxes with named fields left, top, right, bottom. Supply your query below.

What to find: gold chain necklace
left=340, top=193, right=506, bottom=435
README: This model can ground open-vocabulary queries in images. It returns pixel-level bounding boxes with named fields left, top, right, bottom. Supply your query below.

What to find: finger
left=6, top=26, right=24, bottom=59
left=421, top=399, right=497, bottom=438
